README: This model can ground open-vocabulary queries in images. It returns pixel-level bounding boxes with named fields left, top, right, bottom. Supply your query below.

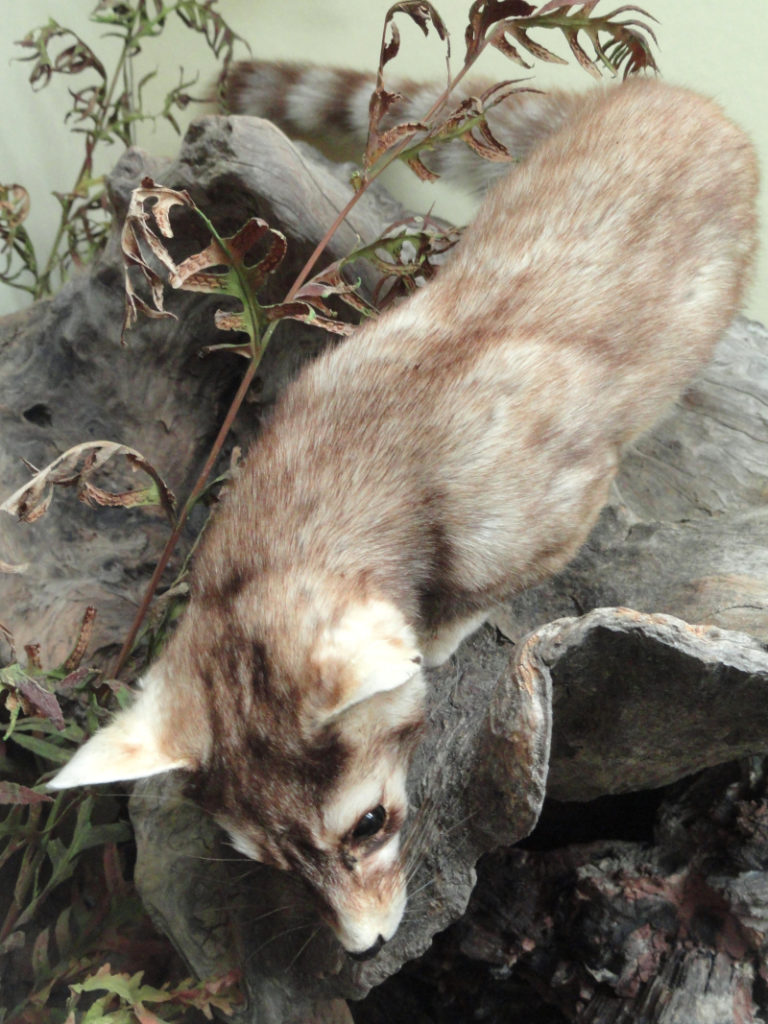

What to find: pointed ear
left=48, top=669, right=195, bottom=789
left=314, top=598, right=423, bottom=721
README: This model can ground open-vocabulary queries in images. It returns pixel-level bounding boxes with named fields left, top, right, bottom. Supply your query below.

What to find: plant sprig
left=2, top=0, right=247, bottom=301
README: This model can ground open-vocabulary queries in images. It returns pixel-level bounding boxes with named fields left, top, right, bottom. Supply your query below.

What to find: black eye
left=351, top=804, right=387, bottom=841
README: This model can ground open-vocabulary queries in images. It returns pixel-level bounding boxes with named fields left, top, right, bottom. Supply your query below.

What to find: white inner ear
left=48, top=669, right=192, bottom=789
left=317, top=598, right=422, bottom=720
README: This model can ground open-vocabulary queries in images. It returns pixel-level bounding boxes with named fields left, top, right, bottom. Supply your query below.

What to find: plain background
left=1, top=1, right=766, bottom=324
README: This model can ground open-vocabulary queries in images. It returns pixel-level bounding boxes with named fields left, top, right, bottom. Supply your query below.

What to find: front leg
left=420, top=610, right=490, bottom=668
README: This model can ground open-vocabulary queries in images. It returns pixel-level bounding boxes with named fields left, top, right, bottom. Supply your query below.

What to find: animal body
left=51, top=66, right=758, bottom=959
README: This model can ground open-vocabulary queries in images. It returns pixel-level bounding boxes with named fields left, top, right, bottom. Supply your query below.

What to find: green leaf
left=9, top=732, right=73, bottom=764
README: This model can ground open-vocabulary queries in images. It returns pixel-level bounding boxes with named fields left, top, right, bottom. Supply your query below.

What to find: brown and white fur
left=51, top=70, right=758, bottom=959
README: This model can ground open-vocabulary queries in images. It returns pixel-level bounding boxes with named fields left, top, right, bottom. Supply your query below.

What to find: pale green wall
left=1, top=1, right=766, bottom=323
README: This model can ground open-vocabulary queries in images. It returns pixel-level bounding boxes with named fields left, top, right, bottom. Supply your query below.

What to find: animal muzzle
left=347, top=934, right=386, bottom=961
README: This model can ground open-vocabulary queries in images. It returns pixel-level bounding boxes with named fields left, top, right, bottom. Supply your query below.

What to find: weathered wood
left=443, top=760, right=768, bottom=1024
left=520, top=607, right=768, bottom=800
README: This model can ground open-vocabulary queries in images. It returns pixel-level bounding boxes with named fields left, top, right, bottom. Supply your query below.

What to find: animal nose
left=347, top=934, right=385, bottom=961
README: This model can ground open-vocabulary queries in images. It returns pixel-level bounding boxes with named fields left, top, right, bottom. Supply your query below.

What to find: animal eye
left=351, top=804, right=386, bottom=841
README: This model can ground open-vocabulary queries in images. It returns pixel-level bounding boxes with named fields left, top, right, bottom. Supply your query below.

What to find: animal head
left=50, top=589, right=426, bottom=958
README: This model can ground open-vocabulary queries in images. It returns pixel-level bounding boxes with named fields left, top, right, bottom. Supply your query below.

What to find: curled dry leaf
left=169, top=217, right=288, bottom=295
left=398, top=80, right=529, bottom=180
left=63, top=606, right=96, bottom=673
left=17, top=676, right=65, bottom=730
left=342, top=220, right=461, bottom=309
left=0, top=184, right=31, bottom=237
left=15, top=21, right=107, bottom=91
left=264, top=300, right=357, bottom=337
left=507, top=26, right=568, bottom=65
left=367, top=118, right=431, bottom=171
left=122, top=179, right=306, bottom=345
left=365, top=0, right=449, bottom=172
left=466, top=1, right=657, bottom=78
left=0, top=441, right=176, bottom=527
left=24, top=643, right=43, bottom=672
left=380, top=0, right=449, bottom=64
left=465, top=0, right=536, bottom=60
left=489, top=21, right=569, bottom=67
left=121, top=179, right=196, bottom=334
left=272, top=262, right=381, bottom=334
left=0, top=782, right=53, bottom=806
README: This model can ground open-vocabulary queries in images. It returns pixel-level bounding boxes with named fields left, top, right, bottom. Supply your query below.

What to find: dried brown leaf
left=291, top=264, right=376, bottom=319
left=463, top=119, right=513, bottom=161
left=169, top=218, right=287, bottom=293
left=169, top=243, right=229, bottom=291
left=134, top=178, right=195, bottom=239
left=566, top=28, right=602, bottom=77
left=0, top=184, right=31, bottom=234
left=488, top=24, right=532, bottom=66
left=466, top=0, right=536, bottom=59
left=63, top=606, right=96, bottom=673
left=382, top=1, right=448, bottom=52
left=365, top=87, right=407, bottom=167
left=212, top=311, right=251, bottom=336
left=0, top=441, right=176, bottom=525
left=56, top=666, right=94, bottom=693
left=366, top=1, right=449, bottom=169
left=17, top=676, right=65, bottom=730
left=509, top=26, right=569, bottom=64
left=405, top=154, right=441, bottom=181
left=382, top=18, right=402, bottom=68
left=0, top=782, right=53, bottom=806
left=122, top=182, right=288, bottom=343
left=266, top=301, right=355, bottom=336
left=120, top=180, right=196, bottom=334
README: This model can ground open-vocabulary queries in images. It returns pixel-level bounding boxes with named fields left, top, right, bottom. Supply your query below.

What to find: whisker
left=284, top=925, right=321, bottom=972
left=245, top=920, right=317, bottom=963
left=226, top=902, right=299, bottom=923
left=173, top=853, right=249, bottom=864
left=404, top=876, right=438, bottom=901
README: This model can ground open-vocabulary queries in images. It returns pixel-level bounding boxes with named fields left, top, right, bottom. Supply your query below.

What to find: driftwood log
left=1, top=115, right=768, bottom=1023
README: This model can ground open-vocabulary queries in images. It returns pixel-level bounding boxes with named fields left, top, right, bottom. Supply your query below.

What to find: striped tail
left=221, top=59, right=584, bottom=191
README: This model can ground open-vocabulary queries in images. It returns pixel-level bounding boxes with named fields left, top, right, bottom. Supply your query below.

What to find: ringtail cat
left=51, top=67, right=758, bottom=959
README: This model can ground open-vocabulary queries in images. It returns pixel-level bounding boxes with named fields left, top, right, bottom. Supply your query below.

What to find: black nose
left=347, top=934, right=385, bottom=961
